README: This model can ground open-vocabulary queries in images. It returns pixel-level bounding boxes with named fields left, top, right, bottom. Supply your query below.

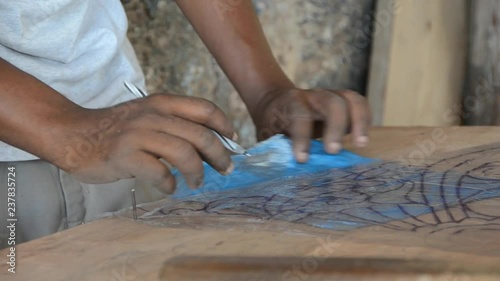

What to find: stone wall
left=125, top=0, right=374, bottom=146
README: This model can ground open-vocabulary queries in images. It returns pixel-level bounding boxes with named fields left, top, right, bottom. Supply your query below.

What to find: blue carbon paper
left=154, top=162, right=500, bottom=231
left=146, top=141, right=500, bottom=231
left=172, top=135, right=376, bottom=198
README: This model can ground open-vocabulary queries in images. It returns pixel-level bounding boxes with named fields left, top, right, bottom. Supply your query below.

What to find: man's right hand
left=1, top=58, right=234, bottom=194
left=57, top=93, right=235, bottom=194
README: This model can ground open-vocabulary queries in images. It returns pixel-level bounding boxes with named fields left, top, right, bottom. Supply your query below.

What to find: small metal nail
left=131, top=189, right=138, bottom=220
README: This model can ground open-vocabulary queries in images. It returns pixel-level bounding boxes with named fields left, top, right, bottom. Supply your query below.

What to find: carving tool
left=131, top=189, right=138, bottom=220
left=212, top=131, right=251, bottom=156
left=123, top=81, right=251, bottom=156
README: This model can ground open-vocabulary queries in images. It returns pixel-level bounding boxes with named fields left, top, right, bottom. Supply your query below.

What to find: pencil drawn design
left=142, top=145, right=500, bottom=234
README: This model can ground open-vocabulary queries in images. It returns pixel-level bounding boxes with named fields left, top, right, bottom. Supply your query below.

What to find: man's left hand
left=252, top=88, right=371, bottom=162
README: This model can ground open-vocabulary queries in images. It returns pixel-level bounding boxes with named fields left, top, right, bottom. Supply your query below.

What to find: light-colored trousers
left=0, top=160, right=164, bottom=249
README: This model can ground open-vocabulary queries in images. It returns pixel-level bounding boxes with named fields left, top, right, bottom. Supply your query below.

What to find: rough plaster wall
left=125, top=0, right=373, bottom=146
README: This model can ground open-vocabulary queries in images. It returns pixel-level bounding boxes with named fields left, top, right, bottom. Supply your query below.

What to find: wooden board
left=1, top=127, right=500, bottom=281
left=367, top=0, right=468, bottom=126
left=463, top=0, right=500, bottom=125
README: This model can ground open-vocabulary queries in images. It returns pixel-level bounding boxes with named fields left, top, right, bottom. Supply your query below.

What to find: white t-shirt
left=0, top=0, right=145, bottom=161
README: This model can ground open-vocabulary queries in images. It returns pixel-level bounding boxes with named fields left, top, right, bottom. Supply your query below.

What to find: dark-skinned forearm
left=174, top=0, right=294, bottom=116
left=0, top=57, right=86, bottom=167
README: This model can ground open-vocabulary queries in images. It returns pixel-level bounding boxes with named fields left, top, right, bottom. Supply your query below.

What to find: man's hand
left=175, top=1, right=371, bottom=162
left=0, top=58, right=234, bottom=194
left=56, top=94, right=235, bottom=194
left=252, top=88, right=371, bottom=163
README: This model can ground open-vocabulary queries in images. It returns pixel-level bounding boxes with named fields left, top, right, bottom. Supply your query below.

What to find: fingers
left=337, top=90, right=371, bottom=147
left=130, top=113, right=233, bottom=174
left=133, top=130, right=205, bottom=190
left=288, top=95, right=314, bottom=163
left=122, top=152, right=176, bottom=194
left=321, top=92, right=348, bottom=154
left=146, top=94, right=236, bottom=140
left=305, top=89, right=370, bottom=154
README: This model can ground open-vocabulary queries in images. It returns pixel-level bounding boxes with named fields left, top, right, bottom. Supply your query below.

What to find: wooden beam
left=367, top=0, right=468, bottom=126
left=463, top=0, right=500, bottom=125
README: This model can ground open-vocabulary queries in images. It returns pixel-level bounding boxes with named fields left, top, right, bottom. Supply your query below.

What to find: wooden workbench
left=1, top=127, right=500, bottom=281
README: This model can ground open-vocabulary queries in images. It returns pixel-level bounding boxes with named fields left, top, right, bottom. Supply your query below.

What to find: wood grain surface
left=1, top=127, right=499, bottom=281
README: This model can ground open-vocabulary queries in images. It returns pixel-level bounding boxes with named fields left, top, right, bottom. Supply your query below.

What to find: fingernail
left=197, top=177, right=204, bottom=187
left=297, top=152, right=309, bottom=163
left=195, top=177, right=204, bottom=189
left=165, top=185, right=175, bottom=195
left=327, top=142, right=342, bottom=154
left=356, top=136, right=369, bottom=147
left=189, top=177, right=204, bottom=189
left=159, top=182, right=175, bottom=195
left=157, top=176, right=176, bottom=194
left=232, top=133, right=238, bottom=141
left=222, top=162, right=234, bottom=175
